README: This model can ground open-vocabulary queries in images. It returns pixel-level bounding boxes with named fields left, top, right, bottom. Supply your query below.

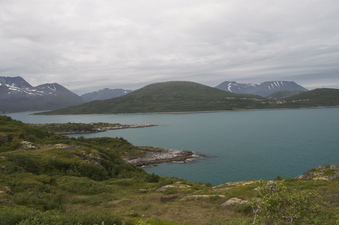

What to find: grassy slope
left=39, top=81, right=267, bottom=115
left=1, top=116, right=339, bottom=224
left=284, top=88, right=339, bottom=106
left=267, top=90, right=305, bottom=99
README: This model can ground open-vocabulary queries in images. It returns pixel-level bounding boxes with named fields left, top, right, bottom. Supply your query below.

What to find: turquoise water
left=7, top=108, right=339, bottom=185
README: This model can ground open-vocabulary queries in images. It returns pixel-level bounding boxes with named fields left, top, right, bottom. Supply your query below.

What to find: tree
left=251, top=180, right=322, bottom=224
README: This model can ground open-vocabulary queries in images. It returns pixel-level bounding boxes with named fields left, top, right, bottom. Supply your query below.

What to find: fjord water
left=8, top=108, right=339, bottom=185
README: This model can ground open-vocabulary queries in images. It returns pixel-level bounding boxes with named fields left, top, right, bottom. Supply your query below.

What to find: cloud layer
left=1, top=0, right=339, bottom=93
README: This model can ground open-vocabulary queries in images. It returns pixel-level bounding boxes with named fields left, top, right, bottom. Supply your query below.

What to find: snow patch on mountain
left=0, top=76, right=84, bottom=113
left=215, top=81, right=308, bottom=97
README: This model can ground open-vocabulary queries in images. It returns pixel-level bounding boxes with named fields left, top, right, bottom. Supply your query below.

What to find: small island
left=30, top=122, right=157, bottom=134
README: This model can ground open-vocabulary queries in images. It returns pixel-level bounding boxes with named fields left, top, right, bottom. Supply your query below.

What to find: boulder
left=221, top=197, right=249, bottom=207
left=180, top=195, right=225, bottom=201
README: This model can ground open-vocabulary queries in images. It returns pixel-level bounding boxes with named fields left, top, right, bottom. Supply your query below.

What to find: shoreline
left=123, top=146, right=200, bottom=166
left=47, top=106, right=339, bottom=116
left=54, top=124, right=157, bottom=135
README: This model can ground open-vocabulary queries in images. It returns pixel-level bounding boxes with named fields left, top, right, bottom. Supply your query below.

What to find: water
left=6, top=108, right=339, bottom=185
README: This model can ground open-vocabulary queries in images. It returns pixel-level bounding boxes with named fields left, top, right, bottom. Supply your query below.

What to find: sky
left=1, top=0, right=339, bottom=94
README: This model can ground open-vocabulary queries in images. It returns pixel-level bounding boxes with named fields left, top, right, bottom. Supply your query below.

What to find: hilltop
left=1, top=115, right=339, bottom=224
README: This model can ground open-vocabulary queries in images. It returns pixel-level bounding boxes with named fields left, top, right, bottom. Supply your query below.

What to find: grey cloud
left=1, top=0, right=339, bottom=94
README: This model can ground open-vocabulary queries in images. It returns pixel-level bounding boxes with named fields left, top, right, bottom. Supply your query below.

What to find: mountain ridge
left=37, top=81, right=269, bottom=115
left=215, top=81, right=308, bottom=97
left=81, top=88, right=132, bottom=102
left=0, top=76, right=84, bottom=113
left=38, top=81, right=339, bottom=115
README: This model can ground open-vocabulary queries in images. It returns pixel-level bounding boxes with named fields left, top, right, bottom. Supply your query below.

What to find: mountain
left=38, top=81, right=267, bottom=114
left=0, top=76, right=84, bottom=113
left=215, top=81, right=308, bottom=97
left=81, top=88, right=132, bottom=102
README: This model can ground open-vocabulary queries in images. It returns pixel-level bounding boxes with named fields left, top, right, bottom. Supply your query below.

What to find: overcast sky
left=1, top=0, right=339, bottom=94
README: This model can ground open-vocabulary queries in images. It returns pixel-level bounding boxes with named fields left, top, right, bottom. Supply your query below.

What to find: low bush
left=0, top=206, right=37, bottom=225
left=12, top=192, right=61, bottom=210
left=56, top=176, right=111, bottom=195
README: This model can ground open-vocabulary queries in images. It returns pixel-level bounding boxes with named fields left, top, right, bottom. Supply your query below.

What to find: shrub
left=144, top=173, right=161, bottom=183
left=12, top=192, right=62, bottom=210
left=0, top=206, right=37, bottom=225
left=251, top=180, right=323, bottom=224
left=16, top=210, right=68, bottom=225
left=56, top=176, right=111, bottom=195
left=71, top=211, right=124, bottom=225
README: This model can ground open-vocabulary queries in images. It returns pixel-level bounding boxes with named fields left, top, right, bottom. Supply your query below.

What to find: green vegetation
left=29, top=122, right=155, bottom=134
left=267, top=90, right=305, bottom=99
left=251, top=181, right=323, bottom=224
left=30, top=122, right=121, bottom=133
left=1, top=115, right=339, bottom=224
left=279, top=88, right=339, bottom=108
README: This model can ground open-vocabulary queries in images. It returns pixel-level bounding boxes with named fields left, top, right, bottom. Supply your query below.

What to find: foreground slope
left=1, top=115, right=339, bottom=224
left=38, top=81, right=266, bottom=114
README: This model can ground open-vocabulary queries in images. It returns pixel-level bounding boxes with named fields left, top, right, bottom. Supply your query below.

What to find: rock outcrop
left=221, top=197, right=249, bottom=207
left=296, top=165, right=339, bottom=181
left=123, top=147, right=197, bottom=166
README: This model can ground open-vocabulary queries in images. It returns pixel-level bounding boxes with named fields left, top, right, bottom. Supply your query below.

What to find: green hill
left=37, top=81, right=267, bottom=115
left=1, top=115, right=339, bottom=224
left=273, top=88, right=339, bottom=108
left=267, top=90, right=305, bottom=99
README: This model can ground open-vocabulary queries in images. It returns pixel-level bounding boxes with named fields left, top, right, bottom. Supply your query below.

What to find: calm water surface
left=7, top=108, right=339, bottom=185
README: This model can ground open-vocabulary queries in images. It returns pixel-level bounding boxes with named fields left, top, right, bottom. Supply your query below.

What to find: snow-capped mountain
left=81, top=88, right=132, bottom=102
left=0, top=76, right=84, bottom=113
left=215, top=81, right=308, bottom=97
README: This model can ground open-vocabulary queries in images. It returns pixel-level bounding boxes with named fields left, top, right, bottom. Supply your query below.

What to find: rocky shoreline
left=123, top=146, right=200, bottom=166
left=56, top=124, right=157, bottom=135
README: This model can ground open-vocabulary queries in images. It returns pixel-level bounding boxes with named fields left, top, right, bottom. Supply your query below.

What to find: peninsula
left=30, top=122, right=157, bottom=135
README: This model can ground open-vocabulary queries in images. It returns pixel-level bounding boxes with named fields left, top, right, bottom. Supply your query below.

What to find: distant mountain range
left=37, top=81, right=339, bottom=115
left=0, top=76, right=134, bottom=113
left=215, top=81, right=308, bottom=97
left=0, top=76, right=84, bottom=113
left=2, top=76, right=337, bottom=114
left=38, top=81, right=268, bottom=115
left=81, top=88, right=132, bottom=102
